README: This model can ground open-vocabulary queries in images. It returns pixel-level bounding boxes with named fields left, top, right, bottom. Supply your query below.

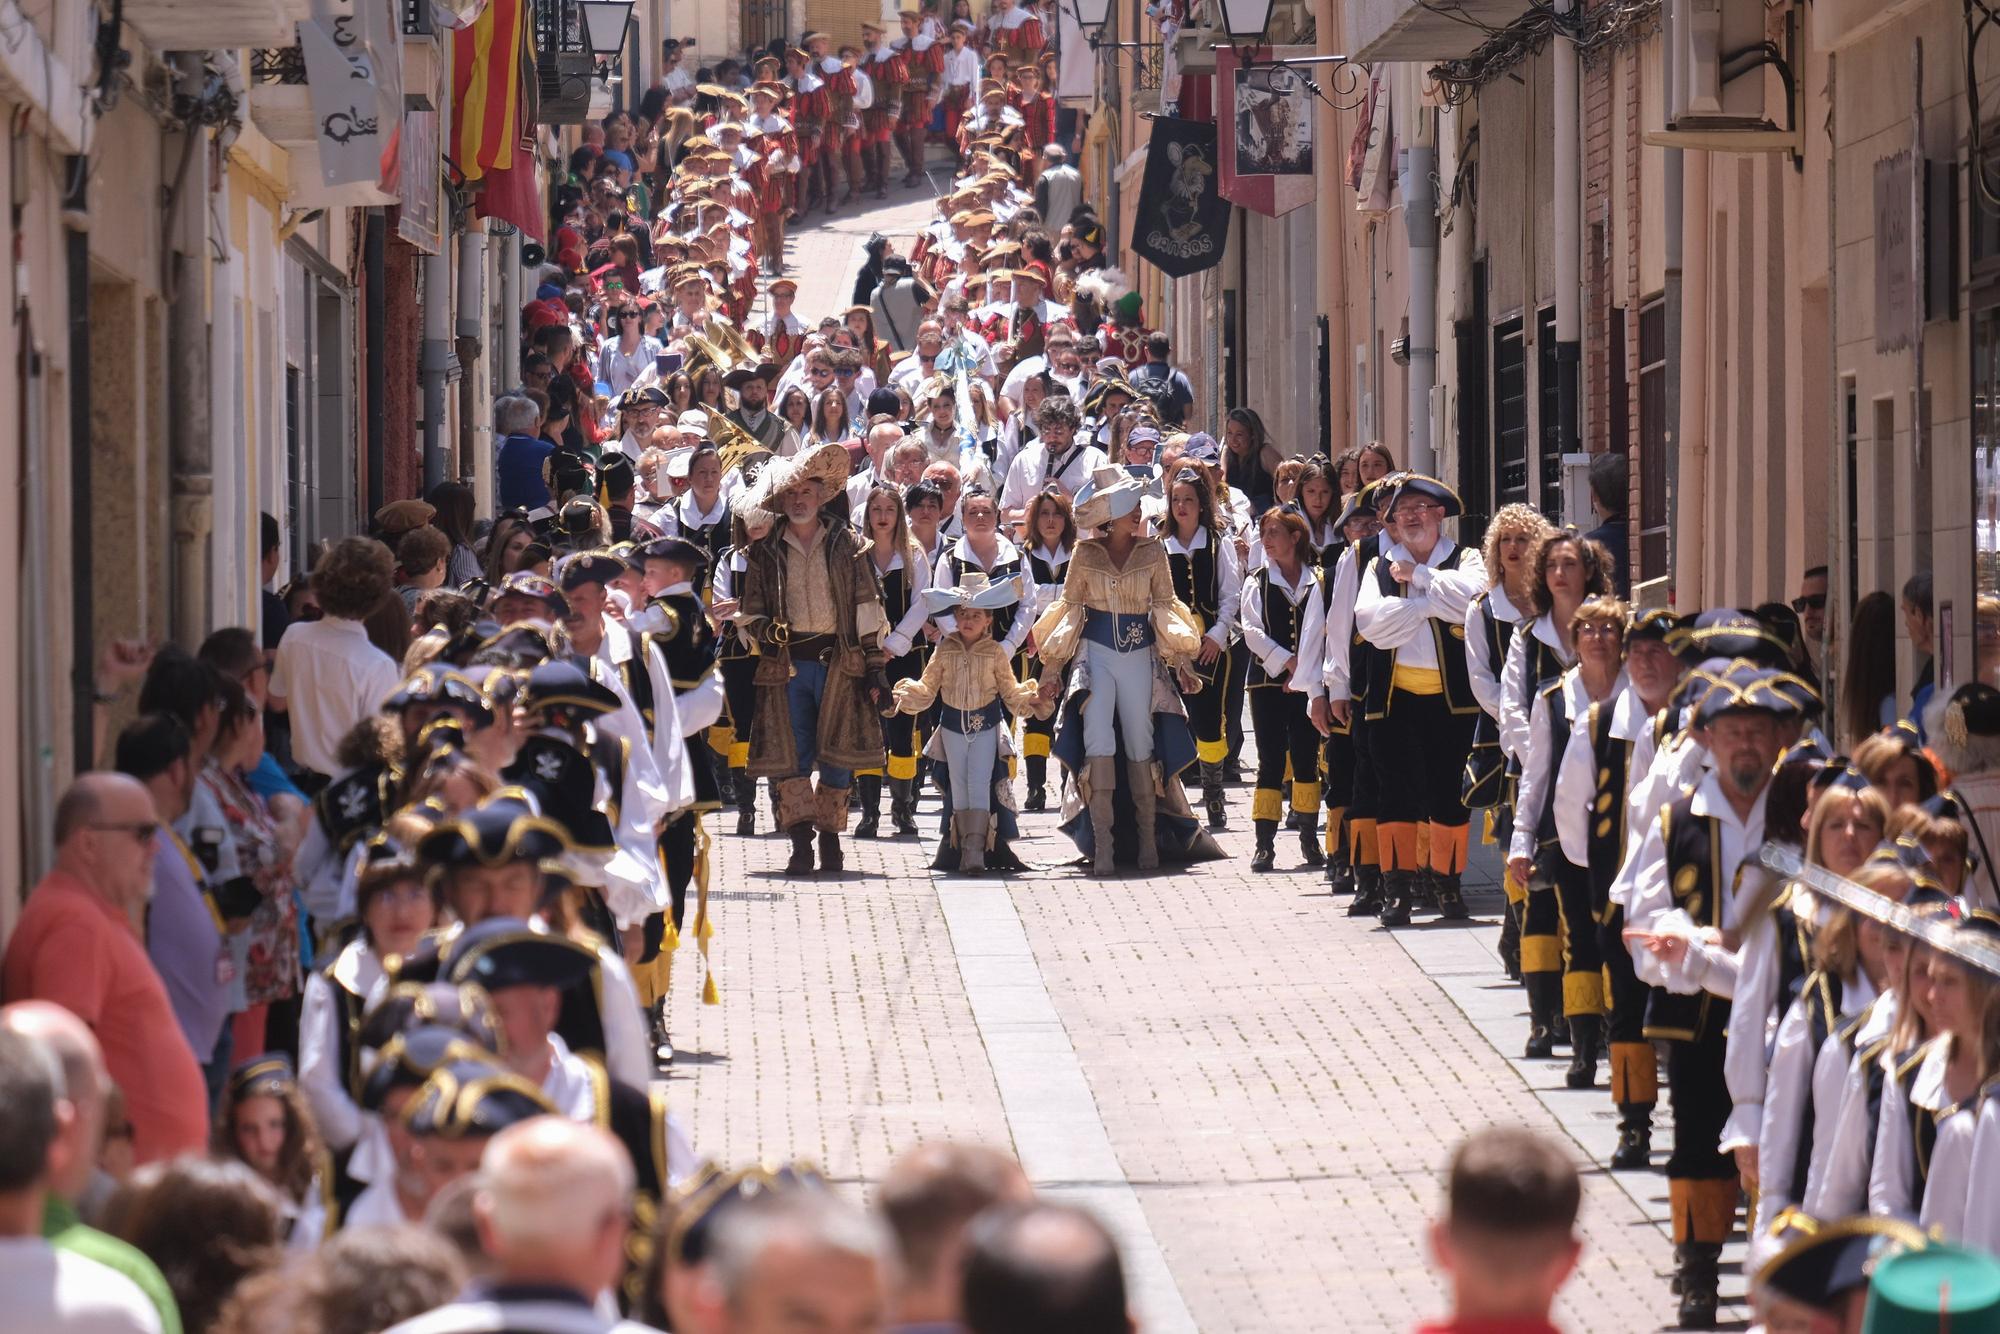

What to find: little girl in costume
left=891, top=573, right=1049, bottom=873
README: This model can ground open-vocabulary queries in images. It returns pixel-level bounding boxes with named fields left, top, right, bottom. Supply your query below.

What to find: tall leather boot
left=855, top=774, right=882, bottom=838
left=1025, top=756, right=1047, bottom=812
left=1608, top=1041, right=1658, bottom=1169
left=1250, top=820, right=1277, bottom=871
left=1565, top=1013, right=1603, bottom=1089
left=734, top=775, right=757, bottom=836
left=1298, top=813, right=1324, bottom=868
left=873, top=142, right=890, bottom=198
left=1347, top=864, right=1383, bottom=917
left=786, top=827, right=816, bottom=874
left=957, top=810, right=989, bottom=874
left=1086, top=757, right=1118, bottom=875
left=814, top=783, right=849, bottom=873
left=888, top=778, right=919, bottom=836
left=780, top=778, right=816, bottom=873
left=1201, top=762, right=1227, bottom=830
left=1676, top=1243, right=1721, bottom=1329
left=1498, top=903, right=1522, bottom=979
left=1127, top=760, right=1159, bottom=870
left=1432, top=872, right=1470, bottom=920
left=1612, top=1105, right=1655, bottom=1170
left=1377, top=870, right=1416, bottom=927
left=1326, top=825, right=1352, bottom=892
left=1522, top=972, right=1561, bottom=1058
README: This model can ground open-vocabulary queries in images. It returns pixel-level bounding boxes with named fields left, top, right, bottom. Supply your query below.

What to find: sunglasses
left=91, top=821, right=161, bottom=843
left=1791, top=593, right=1827, bottom=612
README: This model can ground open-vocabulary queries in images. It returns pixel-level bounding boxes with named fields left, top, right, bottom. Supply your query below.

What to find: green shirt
left=43, top=1195, right=182, bottom=1334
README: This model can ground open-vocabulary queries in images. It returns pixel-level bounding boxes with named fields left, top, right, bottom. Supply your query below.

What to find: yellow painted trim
left=225, top=144, right=290, bottom=218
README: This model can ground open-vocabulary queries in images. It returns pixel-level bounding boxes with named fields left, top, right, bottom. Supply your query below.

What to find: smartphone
left=656, top=351, right=684, bottom=377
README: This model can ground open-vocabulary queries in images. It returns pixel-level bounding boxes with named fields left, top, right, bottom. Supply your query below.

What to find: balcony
left=247, top=46, right=315, bottom=150
left=1347, top=0, right=1530, bottom=61
left=123, top=0, right=308, bottom=52
left=533, top=0, right=604, bottom=124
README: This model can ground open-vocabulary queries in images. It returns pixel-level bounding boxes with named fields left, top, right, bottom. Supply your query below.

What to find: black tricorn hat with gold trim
left=416, top=790, right=572, bottom=873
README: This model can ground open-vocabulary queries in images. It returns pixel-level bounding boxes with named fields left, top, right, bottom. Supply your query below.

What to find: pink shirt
left=2, top=871, right=209, bottom=1165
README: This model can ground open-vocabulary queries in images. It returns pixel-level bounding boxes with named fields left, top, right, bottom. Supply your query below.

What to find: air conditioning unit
left=1644, top=0, right=1798, bottom=153
left=1675, top=0, right=1766, bottom=127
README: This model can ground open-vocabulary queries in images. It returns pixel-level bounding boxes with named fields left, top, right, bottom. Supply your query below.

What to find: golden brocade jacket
left=892, top=634, right=1051, bottom=718
left=1030, top=537, right=1202, bottom=672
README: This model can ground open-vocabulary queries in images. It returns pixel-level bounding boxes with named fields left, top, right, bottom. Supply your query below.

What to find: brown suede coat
left=738, top=518, right=890, bottom=779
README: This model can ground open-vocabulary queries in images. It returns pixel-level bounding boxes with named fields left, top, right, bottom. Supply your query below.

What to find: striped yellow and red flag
left=452, top=0, right=528, bottom=181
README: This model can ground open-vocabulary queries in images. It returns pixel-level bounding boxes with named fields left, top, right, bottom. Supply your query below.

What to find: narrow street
left=663, top=199, right=1707, bottom=1324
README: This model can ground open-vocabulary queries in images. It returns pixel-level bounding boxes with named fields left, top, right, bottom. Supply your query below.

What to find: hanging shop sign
left=1217, top=45, right=1316, bottom=218
left=1129, top=115, right=1229, bottom=278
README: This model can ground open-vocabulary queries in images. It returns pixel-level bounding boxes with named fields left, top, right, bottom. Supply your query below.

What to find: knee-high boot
left=889, top=777, right=919, bottom=835
left=1127, top=760, right=1159, bottom=870
left=855, top=774, right=882, bottom=838
left=1025, top=755, right=1048, bottom=811
left=735, top=774, right=757, bottom=837
left=1200, top=761, right=1227, bottom=830
left=1086, top=757, right=1117, bottom=875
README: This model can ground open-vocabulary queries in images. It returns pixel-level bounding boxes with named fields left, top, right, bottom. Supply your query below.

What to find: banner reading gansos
left=1130, top=117, right=1229, bottom=279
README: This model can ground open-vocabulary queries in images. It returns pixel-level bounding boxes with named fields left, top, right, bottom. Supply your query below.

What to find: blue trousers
left=786, top=659, right=853, bottom=788
left=1082, top=640, right=1155, bottom=761
left=939, top=725, right=1001, bottom=810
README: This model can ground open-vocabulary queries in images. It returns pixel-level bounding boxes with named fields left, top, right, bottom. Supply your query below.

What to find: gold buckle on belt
left=769, top=621, right=792, bottom=646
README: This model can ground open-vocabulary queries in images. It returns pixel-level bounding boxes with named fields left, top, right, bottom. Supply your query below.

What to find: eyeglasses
left=1791, top=593, right=1827, bottom=612
left=90, top=821, right=160, bottom=843
left=834, top=368, right=859, bottom=378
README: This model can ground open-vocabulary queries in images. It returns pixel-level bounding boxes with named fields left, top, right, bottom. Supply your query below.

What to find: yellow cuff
left=1562, top=971, right=1607, bottom=1016
left=888, top=753, right=920, bottom=780
left=1024, top=732, right=1052, bottom=758
left=1290, top=780, right=1322, bottom=813
left=1520, top=936, right=1563, bottom=973
left=1196, top=737, right=1229, bottom=765
left=1252, top=788, right=1284, bottom=823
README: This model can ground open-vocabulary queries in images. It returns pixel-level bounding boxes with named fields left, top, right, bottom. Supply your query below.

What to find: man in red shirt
left=2, top=773, right=209, bottom=1165
left=1418, top=1126, right=1581, bottom=1334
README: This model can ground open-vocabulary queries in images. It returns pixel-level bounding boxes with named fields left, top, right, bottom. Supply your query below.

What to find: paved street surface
left=667, top=195, right=1739, bottom=1331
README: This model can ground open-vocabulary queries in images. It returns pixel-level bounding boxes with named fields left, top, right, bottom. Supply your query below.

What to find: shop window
left=1638, top=298, right=1667, bottom=581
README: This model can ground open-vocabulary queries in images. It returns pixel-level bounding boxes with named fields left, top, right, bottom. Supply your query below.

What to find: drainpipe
left=1402, top=134, right=1438, bottom=473
left=1662, top=0, right=1683, bottom=596
left=62, top=154, right=93, bottom=769
left=421, top=235, right=453, bottom=494
left=166, top=52, right=214, bottom=644
left=209, top=174, right=242, bottom=625
left=1553, top=0, right=1581, bottom=498
left=1676, top=152, right=1710, bottom=608
left=1314, top=0, right=1350, bottom=453
left=421, top=37, right=457, bottom=494
left=457, top=220, right=488, bottom=486
left=487, top=227, right=517, bottom=517
left=364, top=209, right=387, bottom=517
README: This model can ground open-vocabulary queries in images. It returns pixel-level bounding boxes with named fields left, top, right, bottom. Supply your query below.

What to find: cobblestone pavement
left=669, top=193, right=1711, bottom=1331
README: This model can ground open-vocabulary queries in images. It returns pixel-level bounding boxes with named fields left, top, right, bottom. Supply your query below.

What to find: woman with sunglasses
left=199, top=678, right=303, bottom=1064
left=597, top=303, right=663, bottom=401
left=1509, top=596, right=1629, bottom=1086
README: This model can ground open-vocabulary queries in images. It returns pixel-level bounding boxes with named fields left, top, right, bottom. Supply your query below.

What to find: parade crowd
left=5, top=4, right=2000, bottom=1331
